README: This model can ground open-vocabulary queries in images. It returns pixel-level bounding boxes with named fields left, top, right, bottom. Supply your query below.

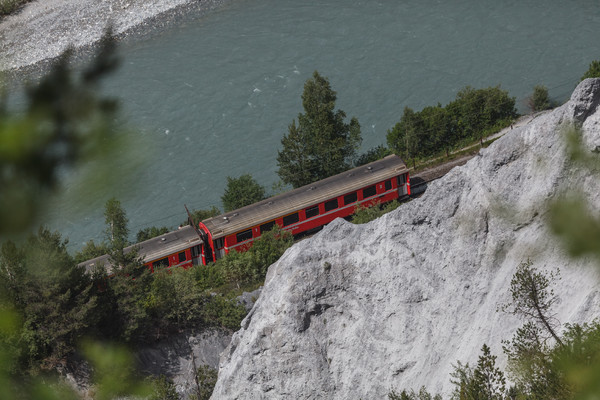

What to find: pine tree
left=277, top=71, right=361, bottom=188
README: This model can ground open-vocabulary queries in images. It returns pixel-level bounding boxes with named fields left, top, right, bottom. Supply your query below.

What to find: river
left=11, top=0, right=600, bottom=251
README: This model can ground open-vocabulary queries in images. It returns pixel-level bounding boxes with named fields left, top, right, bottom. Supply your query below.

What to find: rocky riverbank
left=0, top=0, right=229, bottom=72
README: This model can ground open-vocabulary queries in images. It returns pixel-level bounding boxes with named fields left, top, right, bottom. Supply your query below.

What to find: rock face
left=62, top=329, right=231, bottom=399
left=211, top=79, right=600, bottom=399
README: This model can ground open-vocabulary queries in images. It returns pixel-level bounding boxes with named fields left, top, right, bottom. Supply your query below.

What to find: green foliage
left=73, top=239, right=109, bottom=264
left=277, top=71, right=362, bottom=188
left=221, top=174, right=267, bottom=212
left=0, top=32, right=124, bottom=237
left=136, top=226, right=170, bottom=242
left=185, top=206, right=221, bottom=227
left=0, top=228, right=99, bottom=373
left=104, top=197, right=129, bottom=246
left=201, top=294, right=247, bottom=331
left=580, top=60, right=600, bottom=81
left=193, top=364, right=218, bottom=400
left=389, top=386, right=442, bottom=400
left=527, top=85, right=552, bottom=112
left=144, top=268, right=206, bottom=333
left=450, top=344, right=506, bottom=400
left=83, top=341, right=151, bottom=400
left=356, top=145, right=392, bottom=166
left=219, top=226, right=293, bottom=288
left=351, top=200, right=402, bottom=225
left=0, top=0, right=31, bottom=16
left=387, top=86, right=516, bottom=165
left=148, top=375, right=178, bottom=400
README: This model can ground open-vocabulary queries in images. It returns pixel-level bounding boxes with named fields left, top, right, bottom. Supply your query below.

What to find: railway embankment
left=210, top=78, right=600, bottom=398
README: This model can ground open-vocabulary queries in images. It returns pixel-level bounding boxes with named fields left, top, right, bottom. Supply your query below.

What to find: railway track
left=409, top=153, right=474, bottom=196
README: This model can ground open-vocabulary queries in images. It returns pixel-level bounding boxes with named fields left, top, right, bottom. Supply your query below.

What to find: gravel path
left=0, top=0, right=227, bottom=72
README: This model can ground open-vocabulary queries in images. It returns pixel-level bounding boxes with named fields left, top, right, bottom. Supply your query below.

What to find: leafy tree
left=387, top=106, right=422, bottom=168
left=185, top=206, right=221, bottom=227
left=74, top=239, right=109, bottom=264
left=137, top=226, right=170, bottom=242
left=356, top=145, right=392, bottom=166
left=527, top=85, right=552, bottom=112
left=104, top=197, right=129, bottom=245
left=449, top=85, right=516, bottom=145
left=580, top=60, right=600, bottom=81
left=221, top=174, right=266, bottom=212
left=277, top=71, right=362, bottom=188
left=0, top=228, right=98, bottom=373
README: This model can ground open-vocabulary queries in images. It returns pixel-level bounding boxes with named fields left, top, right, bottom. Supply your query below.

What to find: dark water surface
left=37, top=0, right=600, bottom=250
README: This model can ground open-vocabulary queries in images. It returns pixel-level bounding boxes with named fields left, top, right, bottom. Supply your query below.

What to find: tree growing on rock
left=500, top=259, right=563, bottom=347
left=277, top=71, right=362, bottom=188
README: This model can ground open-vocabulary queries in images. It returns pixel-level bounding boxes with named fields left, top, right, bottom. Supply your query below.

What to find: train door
left=214, top=238, right=225, bottom=260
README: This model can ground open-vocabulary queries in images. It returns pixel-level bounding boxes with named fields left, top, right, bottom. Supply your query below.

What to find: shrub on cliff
left=581, top=60, right=600, bottom=81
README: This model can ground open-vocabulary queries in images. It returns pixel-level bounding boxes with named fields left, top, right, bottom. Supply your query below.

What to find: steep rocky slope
left=211, top=78, right=600, bottom=399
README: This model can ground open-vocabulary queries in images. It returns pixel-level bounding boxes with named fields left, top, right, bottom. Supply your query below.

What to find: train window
left=344, top=192, right=358, bottom=205
left=397, top=174, right=406, bottom=186
left=363, top=185, right=376, bottom=198
left=324, top=199, right=339, bottom=212
left=153, top=257, right=169, bottom=269
left=260, top=221, right=276, bottom=234
left=214, top=238, right=224, bottom=249
left=236, top=230, right=253, bottom=243
left=178, top=251, right=186, bottom=263
left=283, top=212, right=299, bottom=226
left=385, top=180, right=392, bottom=191
left=305, top=205, right=319, bottom=219
left=191, top=245, right=200, bottom=258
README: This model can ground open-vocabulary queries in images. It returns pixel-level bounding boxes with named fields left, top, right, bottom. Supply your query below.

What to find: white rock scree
left=211, top=79, right=600, bottom=399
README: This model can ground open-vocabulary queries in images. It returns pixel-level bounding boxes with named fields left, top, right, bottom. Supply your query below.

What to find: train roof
left=201, top=154, right=408, bottom=240
left=78, top=224, right=202, bottom=272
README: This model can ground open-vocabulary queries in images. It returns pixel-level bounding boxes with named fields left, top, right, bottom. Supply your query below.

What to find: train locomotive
left=79, top=155, right=410, bottom=272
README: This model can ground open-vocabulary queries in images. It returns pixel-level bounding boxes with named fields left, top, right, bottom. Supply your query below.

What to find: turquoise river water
left=26, top=0, right=600, bottom=251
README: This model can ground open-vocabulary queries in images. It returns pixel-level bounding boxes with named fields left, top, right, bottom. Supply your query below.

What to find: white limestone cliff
left=211, top=79, right=600, bottom=399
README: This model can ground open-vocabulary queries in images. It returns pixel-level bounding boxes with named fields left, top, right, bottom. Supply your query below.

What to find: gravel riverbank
left=0, top=0, right=228, bottom=72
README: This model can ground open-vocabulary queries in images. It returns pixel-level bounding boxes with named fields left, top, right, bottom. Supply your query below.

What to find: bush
left=581, top=60, right=600, bottom=81
left=193, top=365, right=218, bottom=400
left=0, top=0, right=30, bottom=16
left=352, top=200, right=402, bottom=225
left=201, top=294, right=247, bottom=331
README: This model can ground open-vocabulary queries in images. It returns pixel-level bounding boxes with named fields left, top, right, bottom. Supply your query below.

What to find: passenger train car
left=79, top=155, right=409, bottom=272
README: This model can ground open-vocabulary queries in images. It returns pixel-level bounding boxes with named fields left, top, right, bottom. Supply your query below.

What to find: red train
left=79, top=155, right=409, bottom=272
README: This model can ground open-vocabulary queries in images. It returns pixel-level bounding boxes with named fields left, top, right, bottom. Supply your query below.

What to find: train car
left=197, top=154, right=409, bottom=264
left=78, top=224, right=203, bottom=273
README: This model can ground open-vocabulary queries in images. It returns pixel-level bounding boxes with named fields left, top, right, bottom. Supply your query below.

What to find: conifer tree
left=277, top=71, right=361, bottom=188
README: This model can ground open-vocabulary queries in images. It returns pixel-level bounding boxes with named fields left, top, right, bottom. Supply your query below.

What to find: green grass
left=0, top=0, right=31, bottom=16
